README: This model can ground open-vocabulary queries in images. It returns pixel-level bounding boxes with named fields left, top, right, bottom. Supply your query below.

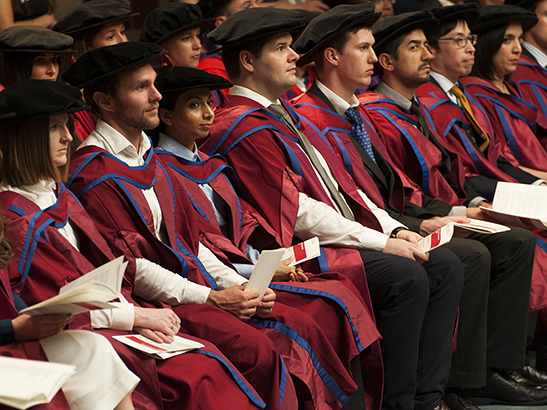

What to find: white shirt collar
left=78, top=119, right=152, bottom=166
left=0, top=180, right=57, bottom=210
left=229, top=85, right=279, bottom=108
left=523, top=41, right=547, bottom=69
left=316, top=80, right=359, bottom=117
left=430, top=71, right=459, bottom=105
left=375, top=81, right=413, bottom=111
left=157, top=133, right=200, bottom=162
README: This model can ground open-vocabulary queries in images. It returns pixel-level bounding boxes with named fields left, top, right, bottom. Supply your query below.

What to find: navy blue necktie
left=345, top=106, right=377, bottom=164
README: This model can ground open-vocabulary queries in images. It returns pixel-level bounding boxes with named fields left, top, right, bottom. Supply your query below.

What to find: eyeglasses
left=438, top=34, right=478, bottom=48
left=373, top=0, right=396, bottom=4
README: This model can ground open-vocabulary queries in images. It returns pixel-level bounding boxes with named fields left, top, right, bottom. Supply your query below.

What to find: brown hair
left=0, top=117, right=70, bottom=186
left=0, top=214, right=13, bottom=269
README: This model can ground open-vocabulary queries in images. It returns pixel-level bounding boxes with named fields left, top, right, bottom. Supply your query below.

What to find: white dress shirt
left=523, top=41, right=547, bottom=69
left=229, top=84, right=402, bottom=251
left=79, top=120, right=246, bottom=311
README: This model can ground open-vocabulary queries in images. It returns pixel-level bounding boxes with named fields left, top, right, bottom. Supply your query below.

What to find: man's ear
left=324, top=47, right=340, bottom=67
left=159, top=107, right=172, bottom=126
left=215, top=16, right=226, bottom=27
left=378, top=53, right=395, bottom=72
left=240, top=50, right=255, bottom=74
left=93, top=91, right=115, bottom=113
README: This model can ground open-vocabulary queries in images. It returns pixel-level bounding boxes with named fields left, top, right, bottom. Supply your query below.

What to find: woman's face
left=89, top=21, right=128, bottom=49
left=31, top=53, right=59, bottom=81
left=161, top=28, right=202, bottom=68
left=161, top=88, right=214, bottom=149
left=492, top=22, right=524, bottom=79
left=49, top=113, right=72, bottom=167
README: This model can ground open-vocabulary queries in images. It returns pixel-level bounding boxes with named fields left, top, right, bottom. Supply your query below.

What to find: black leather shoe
left=463, top=370, right=547, bottom=405
left=518, top=365, right=547, bottom=385
left=443, top=392, right=481, bottom=410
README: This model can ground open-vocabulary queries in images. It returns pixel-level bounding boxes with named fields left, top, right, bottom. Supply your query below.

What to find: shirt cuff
left=532, top=179, right=547, bottom=186
left=90, top=302, right=134, bottom=331
left=233, top=263, right=255, bottom=279
left=448, top=206, right=468, bottom=216
left=358, top=227, right=389, bottom=252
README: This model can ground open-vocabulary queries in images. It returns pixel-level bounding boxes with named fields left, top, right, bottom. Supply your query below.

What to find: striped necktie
left=450, top=84, right=490, bottom=152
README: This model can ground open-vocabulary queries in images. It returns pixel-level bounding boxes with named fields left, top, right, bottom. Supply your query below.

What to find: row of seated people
left=3, top=1, right=547, bottom=410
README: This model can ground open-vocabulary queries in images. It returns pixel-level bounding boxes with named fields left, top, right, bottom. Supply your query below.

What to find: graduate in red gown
left=153, top=66, right=386, bottom=409
left=201, top=7, right=466, bottom=410
left=0, top=79, right=266, bottom=410
left=53, top=0, right=137, bottom=140
left=291, top=4, right=544, bottom=408
left=461, top=5, right=547, bottom=181
left=63, top=41, right=330, bottom=410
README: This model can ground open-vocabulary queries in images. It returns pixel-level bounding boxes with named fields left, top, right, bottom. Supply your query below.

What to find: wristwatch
left=390, top=226, right=407, bottom=238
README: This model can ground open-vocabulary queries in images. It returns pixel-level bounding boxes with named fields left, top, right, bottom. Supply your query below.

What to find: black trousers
left=361, top=247, right=464, bottom=410
left=443, top=227, right=534, bottom=388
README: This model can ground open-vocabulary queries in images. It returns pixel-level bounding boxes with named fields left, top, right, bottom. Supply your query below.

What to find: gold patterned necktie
left=450, top=85, right=490, bottom=152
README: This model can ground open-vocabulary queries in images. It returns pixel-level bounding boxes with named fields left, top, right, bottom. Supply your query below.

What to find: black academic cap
left=140, top=3, right=215, bottom=44
left=504, top=0, right=538, bottom=11
left=0, top=26, right=75, bottom=54
left=207, top=8, right=306, bottom=53
left=155, top=66, right=232, bottom=99
left=62, top=42, right=167, bottom=89
left=431, top=3, right=479, bottom=27
left=372, top=10, right=438, bottom=55
left=294, top=3, right=380, bottom=66
left=0, top=80, right=88, bottom=123
left=470, top=5, right=537, bottom=33
left=198, top=0, right=232, bottom=19
left=53, top=0, right=138, bottom=37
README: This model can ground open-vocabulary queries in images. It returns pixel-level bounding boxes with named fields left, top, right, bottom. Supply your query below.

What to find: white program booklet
left=419, top=223, right=454, bottom=252
left=0, top=356, right=75, bottom=409
left=20, top=256, right=126, bottom=316
left=245, top=248, right=286, bottom=300
left=479, top=182, right=547, bottom=229
left=282, top=237, right=320, bottom=267
left=418, top=219, right=509, bottom=252
left=113, top=334, right=204, bottom=360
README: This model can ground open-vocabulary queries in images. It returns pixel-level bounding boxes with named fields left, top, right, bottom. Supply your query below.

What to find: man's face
left=251, top=32, right=299, bottom=99
left=114, top=64, right=162, bottom=132
left=335, top=28, right=377, bottom=89
left=525, top=0, right=547, bottom=54
left=429, top=21, right=475, bottom=83
left=390, top=29, right=433, bottom=88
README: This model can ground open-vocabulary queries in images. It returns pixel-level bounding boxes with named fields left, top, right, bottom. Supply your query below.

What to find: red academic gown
left=200, top=95, right=385, bottom=410
left=0, top=184, right=265, bottom=410
left=157, top=148, right=381, bottom=409
left=460, top=76, right=547, bottom=172
left=513, top=54, right=547, bottom=152
left=292, top=91, right=423, bottom=208
left=414, top=81, right=547, bottom=312
left=416, top=81, right=519, bottom=184
left=0, top=268, right=71, bottom=410
left=68, top=144, right=298, bottom=410
left=71, top=111, right=98, bottom=141
left=359, top=91, right=467, bottom=207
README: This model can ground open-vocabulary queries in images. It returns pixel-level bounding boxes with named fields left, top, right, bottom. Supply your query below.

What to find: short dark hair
left=83, top=70, right=124, bottom=116
left=0, top=117, right=69, bottom=186
left=313, top=24, right=372, bottom=71
left=375, top=32, right=406, bottom=78
left=470, top=24, right=506, bottom=82
left=222, top=33, right=279, bottom=81
left=427, top=20, right=459, bottom=51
